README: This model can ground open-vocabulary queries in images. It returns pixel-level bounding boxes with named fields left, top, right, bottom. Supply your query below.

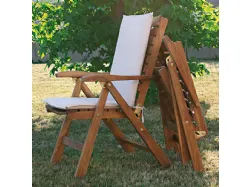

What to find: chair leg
left=75, top=85, right=109, bottom=177
left=51, top=116, right=72, bottom=163
left=104, top=119, right=135, bottom=152
left=74, top=116, right=102, bottom=177
left=106, top=82, right=171, bottom=167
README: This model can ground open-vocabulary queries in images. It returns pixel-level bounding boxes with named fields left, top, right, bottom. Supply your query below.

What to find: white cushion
left=44, top=98, right=118, bottom=110
left=108, top=13, right=153, bottom=106
left=44, top=13, right=153, bottom=110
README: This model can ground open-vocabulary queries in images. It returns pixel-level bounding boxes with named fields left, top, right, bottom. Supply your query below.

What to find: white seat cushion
left=44, top=13, right=153, bottom=110
left=108, top=13, right=153, bottom=106
left=44, top=98, right=118, bottom=110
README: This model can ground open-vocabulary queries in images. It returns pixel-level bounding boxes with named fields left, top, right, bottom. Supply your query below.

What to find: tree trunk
left=115, top=0, right=125, bottom=20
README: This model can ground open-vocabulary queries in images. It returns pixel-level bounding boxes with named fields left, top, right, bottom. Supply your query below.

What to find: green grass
left=32, top=62, right=219, bottom=187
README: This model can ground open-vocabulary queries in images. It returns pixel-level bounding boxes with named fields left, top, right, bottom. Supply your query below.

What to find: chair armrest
left=55, top=71, right=109, bottom=78
left=80, top=74, right=150, bottom=82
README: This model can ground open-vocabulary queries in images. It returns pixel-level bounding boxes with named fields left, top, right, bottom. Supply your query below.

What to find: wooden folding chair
left=44, top=14, right=171, bottom=177
left=153, top=36, right=208, bottom=172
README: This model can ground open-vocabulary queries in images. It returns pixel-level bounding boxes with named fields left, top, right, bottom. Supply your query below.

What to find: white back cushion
left=107, top=13, right=153, bottom=106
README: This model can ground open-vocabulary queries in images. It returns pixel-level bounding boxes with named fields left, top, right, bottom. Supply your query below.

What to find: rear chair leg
left=51, top=116, right=72, bottom=163
left=104, top=119, right=135, bottom=152
left=106, top=82, right=171, bottom=167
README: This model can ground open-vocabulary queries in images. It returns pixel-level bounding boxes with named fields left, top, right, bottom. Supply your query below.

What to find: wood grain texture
left=56, top=71, right=108, bottom=78
left=62, top=136, right=83, bottom=151
left=107, top=81, right=171, bottom=167
left=51, top=116, right=72, bottom=163
left=103, top=119, right=135, bottom=152
left=81, top=74, right=150, bottom=82
left=168, top=61, right=204, bottom=171
left=72, top=78, right=81, bottom=97
left=75, top=85, right=109, bottom=177
left=80, top=82, right=135, bottom=153
left=135, top=17, right=168, bottom=112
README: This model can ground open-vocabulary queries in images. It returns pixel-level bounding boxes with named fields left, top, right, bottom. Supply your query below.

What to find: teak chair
left=152, top=36, right=208, bottom=171
left=44, top=14, right=170, bottom=177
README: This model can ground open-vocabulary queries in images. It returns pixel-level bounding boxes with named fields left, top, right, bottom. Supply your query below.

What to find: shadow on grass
left=32, top=102, right=218, bottom=186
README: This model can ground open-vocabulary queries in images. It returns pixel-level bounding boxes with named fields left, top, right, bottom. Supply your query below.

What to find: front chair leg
left=51, top=115, right=72, bottom=163
left=75, top=84, right=109, bottom=177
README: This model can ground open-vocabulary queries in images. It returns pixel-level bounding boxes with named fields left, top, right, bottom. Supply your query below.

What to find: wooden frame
left=152, top=36, right=208, bottom=171
left=47, top=16, right=171, bottom=177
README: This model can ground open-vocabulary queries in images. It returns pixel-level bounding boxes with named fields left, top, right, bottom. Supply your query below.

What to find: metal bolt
left=140, top=128, right=144, bottom=131
left=185, top=121, right=189, bottom=124
left=97, top=114, right=100, bottom=117
left=107, top=83, right=111, bottom=87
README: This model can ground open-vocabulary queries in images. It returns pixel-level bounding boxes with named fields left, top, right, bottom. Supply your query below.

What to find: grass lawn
left=32, top=62, right=219, bottom=187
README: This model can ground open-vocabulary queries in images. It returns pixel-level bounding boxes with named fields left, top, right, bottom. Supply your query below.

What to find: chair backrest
left=107, top=14, right=168, bottom=107
left=134, top=16, right=168, bottom=108
left=107, top=13, right=154, bottom=106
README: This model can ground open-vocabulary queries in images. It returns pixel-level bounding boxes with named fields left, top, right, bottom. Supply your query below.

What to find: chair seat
left=43, top=97, right=119, bottom=110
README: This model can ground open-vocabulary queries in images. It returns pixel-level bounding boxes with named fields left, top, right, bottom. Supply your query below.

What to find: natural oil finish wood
left=75, top=84, right=109, bottom=177
left=168, top=61, right=204, bottom=172
left=46, top=16, right=172, bottom=177
left=106, top=81, right=171, bottom=167
left=62, top=136, right=83, bottom=151
left=103, top=119, right=135, bottom=152
left=72, top=78, right=81, bottom=97
left=50, top=116, right=72, bottom=163
left=56, top=71, right=109, bottom=78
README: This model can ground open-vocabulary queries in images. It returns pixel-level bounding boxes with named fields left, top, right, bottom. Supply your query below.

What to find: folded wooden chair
left=153, top=36, right=208, bottom=172
left=44, top=14, right=171, bottom=177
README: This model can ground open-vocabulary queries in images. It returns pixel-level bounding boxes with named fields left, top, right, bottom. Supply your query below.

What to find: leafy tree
left=32, top=0, right=218, bottom=74
left=32, top=0, right=218, bottom=103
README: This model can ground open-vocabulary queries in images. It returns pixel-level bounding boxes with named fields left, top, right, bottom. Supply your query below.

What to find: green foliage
left=159, top=0, right=219, bottom=50
left=32, top=0, right=217, bottom=104
left=188, top=57, right=210, bottom=77
left=32, top=0, right=218, bottom=75
left=32, top=2, right=70, bottom=75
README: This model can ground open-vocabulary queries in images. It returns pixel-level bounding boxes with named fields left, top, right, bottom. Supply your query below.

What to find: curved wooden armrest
left=55, top=71, right=109, bottom=78
left=80, top=74, right=150, bottom=82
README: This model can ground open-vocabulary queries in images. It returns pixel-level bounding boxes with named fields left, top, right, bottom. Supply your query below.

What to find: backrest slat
left=134, top=16, right=168, bottom=109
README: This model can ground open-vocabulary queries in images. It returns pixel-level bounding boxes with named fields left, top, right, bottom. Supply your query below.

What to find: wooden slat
left=156, top=77, right=177, bottom=151
left=150, top=27, right=159, bottom=37
left=75, top=85, right=109, bottom=177
left=168, top=61, right=204, bottom=171
left=72, top=78, right=81, bottom=97
left=163, top=38, right=199, bottom=107
left=164, top=39, right=208, bottom=133
left=80, top=82, right=136, bottom=153
left=120, top=139, right=150, bottom=152
left=81, top=74, right=150, bottom=82
left=51, top=116, right=72, bottom=163
left=103, top=119, right=135, bottom=152
left=165, top=120, right=177, bottom=132
left=148, top=36, right=156, bottom=45
left=56, top=71, right=108, bottom=78
left=146, top=46, right=153, bottom=55
left=81, top=82, right=96, bottom=98
left=157, top=66, right=190, bottom=163
left=63, top=136, right=83, bottom=151
left=169, top=78, right=191, bottom=164
left=67, top=110, right=127, bottom=120
left=135, top=17, right=168, bottom=109
left=106, top=81, right=171, bottom=167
